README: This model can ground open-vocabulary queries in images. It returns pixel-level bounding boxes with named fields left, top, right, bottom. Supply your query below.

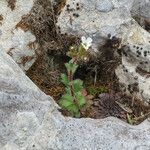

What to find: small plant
left=127, top=113, right=134, bottom=125
left=60, top=60, right=86, bottom=117
left=59, top=36, right=93, bottom=117
left=87, top=85, right=108, bottom=97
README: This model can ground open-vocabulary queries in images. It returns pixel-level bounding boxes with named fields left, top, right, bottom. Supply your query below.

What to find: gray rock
left=0, top=0, right=38, bottom=71
left=0, top=49, right=55, bottom=148
left=57, top=0, right=132, bottom=50
left=96, top=0, right=114, bottom=12
left=1, top=0, right=150, bottom=150
left=0, top=37, right=150, bottom=150
left=131, top=0, right=150, bottom=20
left=116, top=23, right=150, bottom=104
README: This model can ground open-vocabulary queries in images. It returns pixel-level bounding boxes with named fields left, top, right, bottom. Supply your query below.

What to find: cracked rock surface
left=1, top=48, right=150, bottom=149
left=1, top=0, right=150, bottom=150
left=0, top=0, right=38, bottom=71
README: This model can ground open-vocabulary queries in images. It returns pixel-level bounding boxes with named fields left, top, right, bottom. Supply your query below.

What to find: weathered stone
left=96, top=0, right=114, bottom=12
left=57, top=0, right=132, bottom=51
left=116, top=24, right=150, bottom=104
left=1, top=0, right=150, bottom=150
left=0, top=49, right=55, bottom=148
left=1, top=40, right=150, bottom=150
left=131, top=0, right=150, bottom=20
left=0, top=0, right=38, bottom=71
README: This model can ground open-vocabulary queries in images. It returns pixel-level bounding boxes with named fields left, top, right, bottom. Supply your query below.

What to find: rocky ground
left=0, top=0, right=150, bottom=149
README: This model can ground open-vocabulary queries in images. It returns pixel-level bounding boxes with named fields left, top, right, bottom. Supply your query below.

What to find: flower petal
left=87, top=37, right=92, bottom=43
left=81, top=36, right=86, bottom=43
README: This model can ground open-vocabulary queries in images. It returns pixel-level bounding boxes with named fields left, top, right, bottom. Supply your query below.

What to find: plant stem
left=67, top=59, right=81, bottom=116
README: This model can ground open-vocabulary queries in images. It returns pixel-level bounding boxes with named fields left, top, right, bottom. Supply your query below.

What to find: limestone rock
left=1, top=42, right=150, bottom=150
left=131, top=0, right=150, bottom=20
left=0, top=49, right=54, bottom=148
left=57, top=0, right=132, bottom=51
left=96, top=0, right=114, bottom=12
left=116, top=24, right=150, bottom=104
left=0, top=0, right=38, bottom=71
left=1, top=0, right=150, bottom=150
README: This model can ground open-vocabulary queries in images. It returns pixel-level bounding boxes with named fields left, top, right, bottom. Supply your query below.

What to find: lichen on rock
left=0, top=0, right=38, bottom=71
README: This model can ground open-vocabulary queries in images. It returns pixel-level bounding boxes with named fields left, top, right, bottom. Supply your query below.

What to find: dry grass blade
left=115, top=101, right=133, bottom=113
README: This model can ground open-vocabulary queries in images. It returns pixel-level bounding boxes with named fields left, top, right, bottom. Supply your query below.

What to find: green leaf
left=65, top=60, right=78, bottom=74
left=127, top=114, right=134, bottom=125
left=79, top=97, right=86, bottom=107
left=62, top=94, right=73, bottom=102
left=75, top=92, right=86, bottom=107
left=60, top=94, right=73, bottom=108
left=67, top=46, right=78, bottom=58
left=65, top=87, right=71, bottom=94
left=74, top=112, right=81, bottom=118
left=88, top=86, right=108, bottom=96
left=71, top=63, right=78, bottom=74
left=78, top=45, right=88, bottom=60
left=72, top=79, right=83, bottom=93
left=60, top=99, right=73, bottom=108
left=60, top=73, right=69, bottom=86
left=68, top=104, right=79, bottom=114
left=65, top=62, right=71, bottom=71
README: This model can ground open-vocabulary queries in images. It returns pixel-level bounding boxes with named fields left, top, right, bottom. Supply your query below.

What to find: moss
left=87, top=85, right=108, bottom=97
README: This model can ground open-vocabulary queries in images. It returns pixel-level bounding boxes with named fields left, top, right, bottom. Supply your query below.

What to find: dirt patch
left=27, top=42, right=150, bottom=125
left=26, top=1, right=150, bottom=125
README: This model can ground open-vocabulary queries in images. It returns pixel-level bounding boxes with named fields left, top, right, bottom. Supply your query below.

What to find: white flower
left=83, top=57, right=88, bottom=61
left=81, top=36, right=92, bottom=50
left=70, top=46, right=74, bottom=50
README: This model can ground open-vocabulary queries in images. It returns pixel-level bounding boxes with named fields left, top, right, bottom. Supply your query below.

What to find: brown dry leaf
left=115, top=101, right=133, bottom=114
left=86, top=95, right=94, bottom=101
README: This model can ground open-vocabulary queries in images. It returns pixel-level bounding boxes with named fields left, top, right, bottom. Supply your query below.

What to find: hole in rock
left=25, top=0, right=150, bottom=125
left=26, top=33, right=150, bottom=125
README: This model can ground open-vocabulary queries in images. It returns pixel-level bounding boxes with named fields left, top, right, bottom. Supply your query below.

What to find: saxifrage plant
left=59, top=36, right=93, bottom=117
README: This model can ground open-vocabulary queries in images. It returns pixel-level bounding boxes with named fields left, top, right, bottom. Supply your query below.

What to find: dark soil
left=27, top=49, right=150, bottom=125
left=26, top=1, right=150, bottom=125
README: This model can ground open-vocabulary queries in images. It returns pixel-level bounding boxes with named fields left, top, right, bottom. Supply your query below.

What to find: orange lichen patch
left=54, top=0, right=67, bottom=15
left=0, top=15, right=3, bottom=25
left=0, top=15, right=3, bottom=21
left=27, top=41, right=38, bottom=50
left=18, top=56, right=35, bottom=66
left=7, top=48, right=15, bottom=57
left=7, top=0, right=16, bottom=11
left=16, top=21, right=30, bottom=32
